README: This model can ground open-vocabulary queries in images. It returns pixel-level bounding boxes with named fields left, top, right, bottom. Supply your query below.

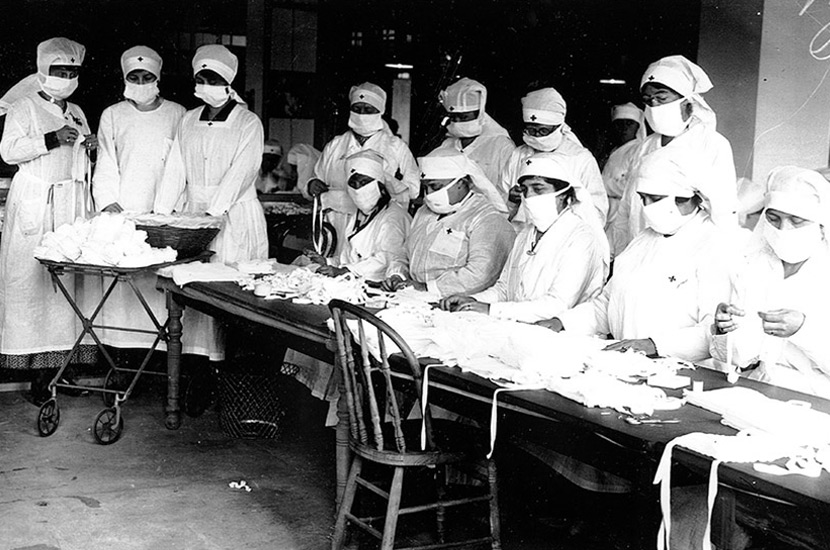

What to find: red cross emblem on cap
left=70, top=57, right=75, bottom=63
left=530, top=114, right=537, bottom=121
left=420, top=172, right=426, bottom=178
left=525, top=159, right=532, bottom=166
left=350, top=168, right=356, bottom=173
left=359, top=94, right=365, bottom=99
left=449, top=106, right=455, bottom=111
left=138, top=57, right=144, bottom=62
left=202, top=63, right=208, bottom=68
left=648, top=75, right=655, bottom=81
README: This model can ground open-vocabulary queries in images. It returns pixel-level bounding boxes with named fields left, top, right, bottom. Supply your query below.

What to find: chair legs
left=332, top=457, right=502, bottom=550
left=332, top=455, right=363, bottom=550
left=380, top=467, right=404, bottom=550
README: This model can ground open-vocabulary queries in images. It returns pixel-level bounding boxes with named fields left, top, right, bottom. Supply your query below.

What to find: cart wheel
left=102, top=369, right=126, bottom=407
left=37, top=399, right=61, bottom=437
left=184, top=368, right=217, bottom=418
left=93, top=407, right=124, bottom=445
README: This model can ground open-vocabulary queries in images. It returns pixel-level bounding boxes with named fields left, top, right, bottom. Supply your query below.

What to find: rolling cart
left=35, top=254, right=210, bottom=444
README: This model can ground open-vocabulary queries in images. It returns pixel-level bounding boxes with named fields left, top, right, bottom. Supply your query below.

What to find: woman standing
left=94, top=45, right=185, bottom=350
left=154, top=44, right=267, bottom=360
left=0, top=37, right=97, bottom=402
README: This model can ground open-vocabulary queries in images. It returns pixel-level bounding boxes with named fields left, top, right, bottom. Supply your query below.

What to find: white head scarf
left=0, top=37, right=85, bottom=116
left=611, top=102, right=646, bottom=140
left=192, top=44, right=244, bottom=104
left=640, top=55, right=716, bottom=127
left=121, top=45, right=162, bottom=79
left=346, top=149, right=386, bottom=182
left=419, top=148, right=507, bottom=212
left=522, top=88, right=566, bottom=126
left=440, top=77, right=486, bottom=114
left=264, top=139, right=282, bottom=156
left=349, top=82, right=386, bottom=114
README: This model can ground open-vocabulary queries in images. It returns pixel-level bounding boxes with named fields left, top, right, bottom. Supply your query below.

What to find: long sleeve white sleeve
left=92, top=107, right=121, bottom=210
left=0, top=99, right=49, bottom=165
left=153, top=124, right=186, bottom=214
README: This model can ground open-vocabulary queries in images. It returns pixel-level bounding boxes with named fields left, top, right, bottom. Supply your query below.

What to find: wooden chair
left=329, top=299, right=501, bottom=550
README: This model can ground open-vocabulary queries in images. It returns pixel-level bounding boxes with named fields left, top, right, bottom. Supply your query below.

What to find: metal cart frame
left=35, top=255, right=208, bottom=444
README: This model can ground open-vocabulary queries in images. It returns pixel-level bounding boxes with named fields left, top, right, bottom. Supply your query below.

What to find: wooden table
left=157, top=278, right=830, bottom=546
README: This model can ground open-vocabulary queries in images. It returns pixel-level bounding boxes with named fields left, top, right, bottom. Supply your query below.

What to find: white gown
left=332, top=201, right=411, bottom=281
left=0, top=95, right=91, bottom=364
left=388, top=193, right=516, bottom=297
left=606, top=120, right=737, bottom=257
left=155, top=102, right=268, bottom=360
left=472, top=209, right=606, bottom=323
left=501, top=139, right=610, bottom=228
left=559, top=212, right=735, bottom=362
left=709, top=243, right=830, bottom=398
left=94, top=99, right=185, bottom=349
left=436, top=113, right=515, bottom=195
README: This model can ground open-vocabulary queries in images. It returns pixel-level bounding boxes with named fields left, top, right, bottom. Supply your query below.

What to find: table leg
left=165, top=292, right=184, bottom=430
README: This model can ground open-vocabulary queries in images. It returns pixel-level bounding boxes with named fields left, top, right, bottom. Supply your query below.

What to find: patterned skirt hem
left=1, top=346, right=99, bottom=370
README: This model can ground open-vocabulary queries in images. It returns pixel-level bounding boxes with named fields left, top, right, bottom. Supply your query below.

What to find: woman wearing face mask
left=382, top=150, right=515, bottom=296
left=154, top=44, right=267, bottom=362
left=607, top=55, right=738, bottom=258
left=500, top=87, right=609, bottom=227
left=538, top=147, right=737, bottom=363
left=303, top=150, right=410, bottom=281
left=710, top=166, right=830, bottom=398
left=439, top=154, right=607, bottom=322
left=0, top=37, right=98, bottom=402
left=431, top=77, right=514, bottom=193
left=307, top=82, right=418, bottom=256
left=89, top=46, right=186, bottom=352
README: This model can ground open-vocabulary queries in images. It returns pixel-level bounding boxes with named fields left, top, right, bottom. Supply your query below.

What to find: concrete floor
left=0, top=372, right=654, bottom=550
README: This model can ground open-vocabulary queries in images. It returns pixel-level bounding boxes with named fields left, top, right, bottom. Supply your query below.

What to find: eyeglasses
left=523, top=125, right=560, bottom=138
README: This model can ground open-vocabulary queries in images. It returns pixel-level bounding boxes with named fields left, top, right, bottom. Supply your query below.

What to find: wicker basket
left=219, top=369, right=285, bottom=439
left=137, top=225, right=220, bottom=258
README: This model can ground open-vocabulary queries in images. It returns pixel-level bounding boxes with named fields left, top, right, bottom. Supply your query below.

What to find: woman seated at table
left=438, top=153, right=608, bottom=323
left=538, top=147, right=737, bottom=363
left=381, top=150, right=515, bottom=297
left=711, top=166, right=830, bottom=398
left=303, top=149, right=411, bottom=282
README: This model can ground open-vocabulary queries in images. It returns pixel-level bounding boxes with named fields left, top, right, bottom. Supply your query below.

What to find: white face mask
left=424, top=178, right=464, bottom=215
left=522, top=187, right=570, bottom=232
left=124, top=81, right=159, bottom=106
left=194, top=84, right=230, bottom=108
left=645, top=98, right=690, bottom=137
left=347, top=181, right=382, bottom=214
left=642, top=196, right=696, bottom=235
left=40, top=75, right=78, bottom=100
left=762, top=216, right=823, bottom=264
left=523, top=128, right=564, bottom=152
left=447, top=118, right=483, bottom=138
left=348, top=112, right=383, bottom=136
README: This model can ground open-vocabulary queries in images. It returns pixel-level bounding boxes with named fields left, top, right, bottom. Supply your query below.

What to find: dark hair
left=517, top=175, right=576, bottom=204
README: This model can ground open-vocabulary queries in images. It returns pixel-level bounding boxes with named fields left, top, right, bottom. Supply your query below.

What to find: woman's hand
left=535, top=317, right=564, bottom=332
left=603, top=338, right=657, bottom=357
left=317, top=265, right=349, bottom=278
left=102, top=202, right=123, bottom=214
left=714, top=302, right=744, bottom=334
left=81, top=133, right=98, bottom=152
left=439, top=295, right=474, bottom=311
left=758, top=309, right=805, bottom=338
left=307, top=178, right=329, bottom=197
left=380, top=275, right=425, bottom=292
left=302, top=248, right=327, bottom=266
left=55, top=125, right=79, bottom=146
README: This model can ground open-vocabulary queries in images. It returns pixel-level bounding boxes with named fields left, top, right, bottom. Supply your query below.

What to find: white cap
left=192, top=44, right=238, bottom=84
left=440, top=77, right=486, bottom=113
left=521, top=88, right=566, bottom=126
left=121, top=45, right=162, bottom=79
left=640, top=55, right=712, bottom=97
left=349, top=82, right=386, bottom=114
left=346, top=150, right=385, bottom=182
